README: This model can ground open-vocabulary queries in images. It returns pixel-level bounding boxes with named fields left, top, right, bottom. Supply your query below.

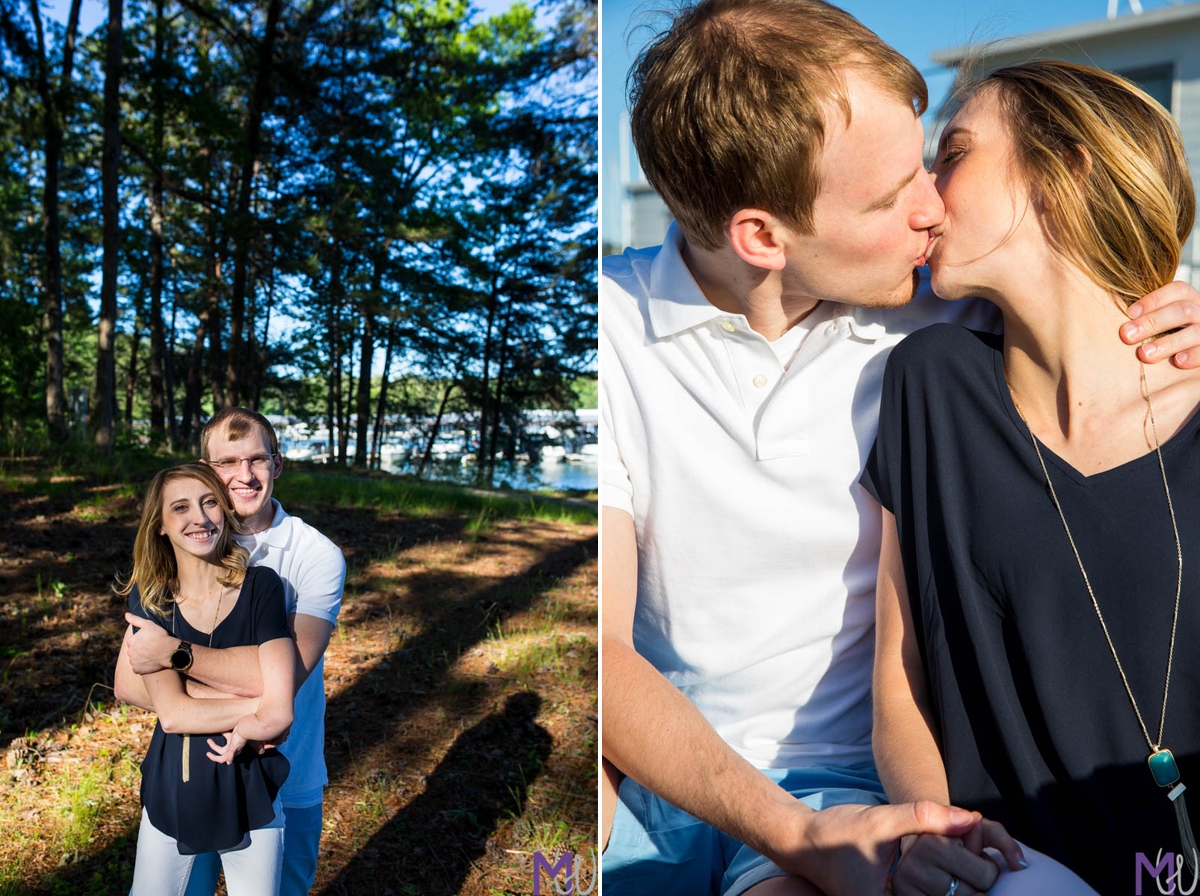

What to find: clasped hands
left=890, top=817, right=1027, bottom=896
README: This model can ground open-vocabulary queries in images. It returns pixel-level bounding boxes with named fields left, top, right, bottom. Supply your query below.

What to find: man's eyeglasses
left=206, top=454, right=276, bottom=472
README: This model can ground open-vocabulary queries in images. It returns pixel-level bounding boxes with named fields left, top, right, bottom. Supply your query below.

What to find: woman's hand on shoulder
left=891, top=817, right=1026, bottom=896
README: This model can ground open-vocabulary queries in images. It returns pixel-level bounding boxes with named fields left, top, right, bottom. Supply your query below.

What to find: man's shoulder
left=277, top=507, right=344, bottom=560
left=601, top=243, right=661, bottom=290
left=601, top=247, right=659, bottom=322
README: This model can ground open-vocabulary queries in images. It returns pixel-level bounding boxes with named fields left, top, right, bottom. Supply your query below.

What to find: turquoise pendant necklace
left=1012, top=363, right=1197, bottom=875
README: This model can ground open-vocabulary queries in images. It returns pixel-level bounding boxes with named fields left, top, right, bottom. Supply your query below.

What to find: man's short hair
left=629, top=0, right=927, bottom=250
left=200, top=407, right=280, bottom=459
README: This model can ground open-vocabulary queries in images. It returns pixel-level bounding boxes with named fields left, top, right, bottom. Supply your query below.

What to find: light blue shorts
left=602, top=764, right=886, bottom=896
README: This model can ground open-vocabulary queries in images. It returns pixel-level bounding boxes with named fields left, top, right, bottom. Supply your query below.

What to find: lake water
left=378, top=456, right=598, bottom=493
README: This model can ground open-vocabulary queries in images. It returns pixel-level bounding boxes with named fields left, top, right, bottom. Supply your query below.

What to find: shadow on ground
left=318, top=691, right=553, bottom=896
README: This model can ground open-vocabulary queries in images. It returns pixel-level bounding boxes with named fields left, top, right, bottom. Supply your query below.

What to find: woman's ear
left=1067, top=143, right=1094, bottom=179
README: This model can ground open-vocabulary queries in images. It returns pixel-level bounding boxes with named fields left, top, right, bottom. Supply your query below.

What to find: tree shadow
left=317, top=691, right=553, bottom=896
left=320, top=529, right=596, bottom=786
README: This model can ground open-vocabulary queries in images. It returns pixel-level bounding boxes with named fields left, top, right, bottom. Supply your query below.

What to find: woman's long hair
left=114, top=463, right=249, bottom=619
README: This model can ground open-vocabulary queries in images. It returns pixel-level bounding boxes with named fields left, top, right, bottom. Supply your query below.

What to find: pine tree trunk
left=124, top=303, right=141, bottom=428
left=181, top=311, right=208, bottom=449
left=486, top=302, right=513, bottom=488
left=165, top=279, right=179, bottom=448
left=371, top=322, right=396, bottom=470
left=30, top=0, right=83, bottom=443
left=475, top=278, right=499, bottom=486
left=354, top=259, right=380, bottom=468
left=93, top=0, right=124, bottom=453
left=417, top=381, right=455, bottom=480
left=339, top=333, right=353, bottom=464
left=325, top=246, right=342, bottom=463
left=146, top=0, right=167, bottom=440
left=226, top=0, right=284, bottom=407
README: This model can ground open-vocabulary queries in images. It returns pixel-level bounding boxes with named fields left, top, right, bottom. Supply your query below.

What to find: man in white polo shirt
left=600, top=1, right=1200, bottom=894
left=115, top=407, right=346, bottom=896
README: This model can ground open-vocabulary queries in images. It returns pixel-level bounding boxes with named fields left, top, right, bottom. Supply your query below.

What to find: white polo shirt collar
left=645, top=223, right=888, bottom=344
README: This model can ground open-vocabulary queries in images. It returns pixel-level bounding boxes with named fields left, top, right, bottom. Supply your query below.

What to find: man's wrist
left=750, top=792, right=817, bottom=876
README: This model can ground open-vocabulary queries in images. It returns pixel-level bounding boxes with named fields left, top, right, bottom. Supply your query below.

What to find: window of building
left=1117, top=63, right=1174, bottom=112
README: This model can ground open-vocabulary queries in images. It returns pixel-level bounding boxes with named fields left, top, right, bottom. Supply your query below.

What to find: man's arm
left=290, top=613, right=334, bottom=690
left=120, top=610, right=333, bottom=703
left=123, top=611, right=263, bottom=698
left=601, top=506, right=980, bottom=895
left=114, top=626, right=153, bottom=711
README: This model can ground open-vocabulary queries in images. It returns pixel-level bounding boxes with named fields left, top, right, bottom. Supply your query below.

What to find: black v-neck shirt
left=128, top=565, right=291, bottom=854
left=862, top=323, right=1200, bottom=893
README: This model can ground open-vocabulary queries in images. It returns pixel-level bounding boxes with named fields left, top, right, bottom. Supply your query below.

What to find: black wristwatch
left=170, top=640, right=194, bottom=673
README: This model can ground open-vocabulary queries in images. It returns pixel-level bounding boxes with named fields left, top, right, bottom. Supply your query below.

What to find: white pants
left=130, top=805, right=285, bottom=896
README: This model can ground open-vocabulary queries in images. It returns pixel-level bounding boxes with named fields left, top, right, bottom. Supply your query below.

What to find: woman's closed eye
left=937, top=145, right=966, bottom=168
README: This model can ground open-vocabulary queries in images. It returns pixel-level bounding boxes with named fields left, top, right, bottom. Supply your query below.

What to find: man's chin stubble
left=859, top=270, right=922, bottom=309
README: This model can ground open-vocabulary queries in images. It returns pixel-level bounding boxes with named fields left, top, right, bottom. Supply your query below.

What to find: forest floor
left=0, top=455, right=597, bottom=896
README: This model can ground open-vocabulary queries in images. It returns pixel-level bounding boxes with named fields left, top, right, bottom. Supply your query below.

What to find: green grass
left=0, top=857, right=23, bottom=896
left=56, top=762, right=110, bottom=854
left=277, top=472, right=596, bottom=526
left=0, top=443, right=178, bottom=488
left=1, top=452, right=596, bottom=530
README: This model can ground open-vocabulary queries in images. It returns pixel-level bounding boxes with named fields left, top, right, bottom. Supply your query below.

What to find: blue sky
left=601, top=0, right=1192, bottom=247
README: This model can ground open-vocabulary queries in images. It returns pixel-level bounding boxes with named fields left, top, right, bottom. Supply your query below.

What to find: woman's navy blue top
left=128, top=565, right=291, bottom=854
left=861, top=323, right=1200, bottom=894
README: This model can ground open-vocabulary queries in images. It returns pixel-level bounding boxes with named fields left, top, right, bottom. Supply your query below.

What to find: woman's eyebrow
left=938, top=125, right=972, bottom=152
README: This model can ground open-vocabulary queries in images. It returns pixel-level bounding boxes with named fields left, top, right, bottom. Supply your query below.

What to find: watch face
left=172, top=645, right=191, bottom=670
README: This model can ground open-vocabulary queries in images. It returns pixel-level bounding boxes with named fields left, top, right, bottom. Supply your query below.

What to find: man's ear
left=727, top=209, right=788, bottom=271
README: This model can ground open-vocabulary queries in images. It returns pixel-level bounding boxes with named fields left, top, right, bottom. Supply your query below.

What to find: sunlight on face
left=159, top=476, right=225, bottom=560
left=783, top=69, right=944, bottom=310
left=926, top=87, right=1041, bottom=303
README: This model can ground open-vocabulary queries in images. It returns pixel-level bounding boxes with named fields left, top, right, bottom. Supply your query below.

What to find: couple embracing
left=600, top=1, right=1200, bottom=894
left=114, top=408, right=346, bottom=895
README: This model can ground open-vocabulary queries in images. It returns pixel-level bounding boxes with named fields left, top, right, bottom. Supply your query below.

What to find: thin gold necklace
left=1010, top=362, right=1196, bottom=873
left=173, top=580, right=224, bottom=784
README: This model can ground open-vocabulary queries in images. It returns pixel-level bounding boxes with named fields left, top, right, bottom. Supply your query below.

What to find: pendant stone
left=1149, top=748, right=1181, bottom=788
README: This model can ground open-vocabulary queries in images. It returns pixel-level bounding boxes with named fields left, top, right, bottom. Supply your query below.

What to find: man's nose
left=909, top=168, right=944, bottom=230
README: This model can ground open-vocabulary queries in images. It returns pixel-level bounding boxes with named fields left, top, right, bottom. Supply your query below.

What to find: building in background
left=608, top=111, right=673, bottom=255
left=931, top=1, right=1200, bottom=287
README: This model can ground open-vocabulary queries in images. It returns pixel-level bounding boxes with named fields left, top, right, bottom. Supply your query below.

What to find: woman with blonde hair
left=118, top=463, right=295, bottom=895
left=865, top=60, right=1200, bottom=895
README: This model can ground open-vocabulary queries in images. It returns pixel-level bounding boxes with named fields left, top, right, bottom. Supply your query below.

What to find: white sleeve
left=599, top=319, right=634, bottom=516
left=291, top=532, right=346, bottom=624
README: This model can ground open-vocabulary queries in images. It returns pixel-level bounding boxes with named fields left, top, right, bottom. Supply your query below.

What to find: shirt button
left=753, top=374, right=768, bottom=388
left=720, top=321, right=737, bottom=333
